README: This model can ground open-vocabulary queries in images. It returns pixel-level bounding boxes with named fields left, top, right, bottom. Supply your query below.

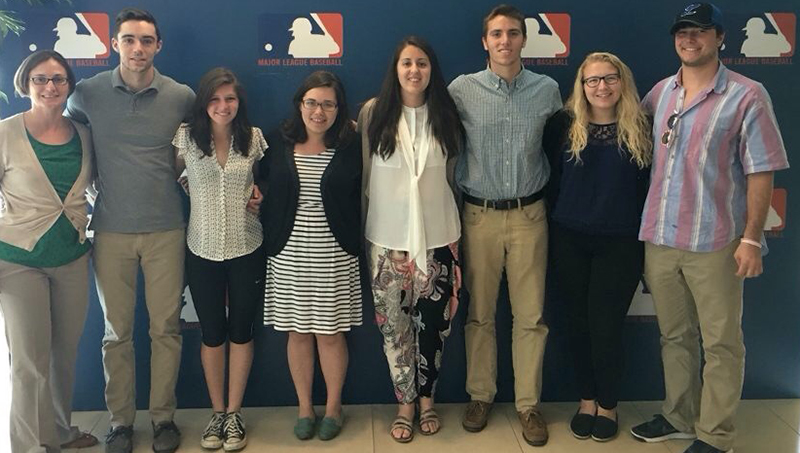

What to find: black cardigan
left=258, top=130, right=362, bottom=256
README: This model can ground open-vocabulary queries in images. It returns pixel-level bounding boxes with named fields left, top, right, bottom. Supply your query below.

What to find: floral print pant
left=368, top=242, right=459, bottom=403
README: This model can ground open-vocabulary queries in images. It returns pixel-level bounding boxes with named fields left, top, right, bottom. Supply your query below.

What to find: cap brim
left=670, top=19, right=715, bottom=34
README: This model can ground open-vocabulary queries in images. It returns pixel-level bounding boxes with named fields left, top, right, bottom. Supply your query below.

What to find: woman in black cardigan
left=258, top=70, right=362, bottom=441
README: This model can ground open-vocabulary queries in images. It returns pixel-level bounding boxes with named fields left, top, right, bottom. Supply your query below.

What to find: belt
left=463, top=190, right=544, bottom=210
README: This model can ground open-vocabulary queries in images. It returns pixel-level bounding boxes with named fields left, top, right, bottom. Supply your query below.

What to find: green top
left=0, top=131, right=91, bottom=267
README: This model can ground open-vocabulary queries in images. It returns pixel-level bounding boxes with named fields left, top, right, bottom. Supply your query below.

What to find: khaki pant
left=93, top=229, right=185, bottom=427
left=462, top=199, right=548, bottom=411
left=645, top=240, right=744, bottom=452
left=0, top=254, right=90, bottom=453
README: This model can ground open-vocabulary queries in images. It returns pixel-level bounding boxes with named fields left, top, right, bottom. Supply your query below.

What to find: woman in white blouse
left=358, top=36, right=465, bottom=443
left=173, top=67, right=267, bottom=452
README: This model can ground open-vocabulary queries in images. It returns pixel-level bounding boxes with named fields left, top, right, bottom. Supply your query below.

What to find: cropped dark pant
left=186, top=246, right=265, bottom=347
left=550, top=225, right=643, bottom=410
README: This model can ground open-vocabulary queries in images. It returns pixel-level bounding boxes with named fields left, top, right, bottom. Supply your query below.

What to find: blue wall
left=0, top=0, right=797, bottom=411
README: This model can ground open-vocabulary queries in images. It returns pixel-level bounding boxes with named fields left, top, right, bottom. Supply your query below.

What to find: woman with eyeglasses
left=357, top=36, right=464, bottom=443
left=543, top=52, right=652, bottom=442
left=0, top=50, right=98, bottom=451
left=259, top=70, right=362, bottom=441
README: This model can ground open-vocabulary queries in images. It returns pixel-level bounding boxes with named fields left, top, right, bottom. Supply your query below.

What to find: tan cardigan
left=0, top=113, right=93, bottom=251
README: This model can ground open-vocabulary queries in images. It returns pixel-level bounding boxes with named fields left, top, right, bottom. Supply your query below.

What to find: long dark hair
left=189, top=67, right=253, bottom=157
left=367, top=36, right=465, bottom=160
left=281, top=70, right=355, bottom=149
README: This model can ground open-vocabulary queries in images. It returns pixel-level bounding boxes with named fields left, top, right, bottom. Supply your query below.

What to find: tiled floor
left=67, top=400, right=800, bottom=452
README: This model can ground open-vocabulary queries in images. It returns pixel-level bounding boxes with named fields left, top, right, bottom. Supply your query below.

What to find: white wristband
left=740, top=238, right=762, bottom=249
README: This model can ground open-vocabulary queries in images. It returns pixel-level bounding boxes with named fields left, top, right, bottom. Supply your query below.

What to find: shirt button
left=505, top=139, right=510, bottom=143
left=505, top=160, right=510, bottom=165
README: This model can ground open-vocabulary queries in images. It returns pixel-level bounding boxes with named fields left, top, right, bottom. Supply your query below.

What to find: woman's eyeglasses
left=581, top=74, right=620, bottom=88
left=30, top=76, right=68, bottom=86
left=301, top=99, right=338, bottom=112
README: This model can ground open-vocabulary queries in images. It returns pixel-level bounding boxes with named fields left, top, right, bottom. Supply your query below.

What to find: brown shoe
left=60, top=432, right=99, bottom=449
left=518, top=408, right=548, bottom=446
left=462, top=401, right=492, bottom=432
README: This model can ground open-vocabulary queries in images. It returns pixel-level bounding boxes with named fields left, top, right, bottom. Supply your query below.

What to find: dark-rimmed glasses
left=301, top=99, right=338, bottom=112
left=661, top=113, right=680, bottom=146
left=30, top=75, right=68, bottom=86
left=581, top=74, right=620, bottom=88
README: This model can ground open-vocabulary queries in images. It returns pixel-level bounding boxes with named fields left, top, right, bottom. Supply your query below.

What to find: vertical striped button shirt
left=449, top=68, right=562, bottom=200
left=639, top=63, right=789, bottom=252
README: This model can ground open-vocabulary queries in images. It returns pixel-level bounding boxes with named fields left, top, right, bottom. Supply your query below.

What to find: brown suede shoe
left=518, top=408, right=548, bottom=446
left=61, top=432, right=99, bottom=449
left=462, top=401, right=493, bottom=432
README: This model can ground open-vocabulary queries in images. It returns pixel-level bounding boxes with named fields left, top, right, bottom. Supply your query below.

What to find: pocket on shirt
left=689, top=120, right=732, bottom=160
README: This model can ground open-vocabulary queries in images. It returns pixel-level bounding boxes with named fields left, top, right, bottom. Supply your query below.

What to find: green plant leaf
left=1, top=0, right=73, bottom=6
left=0, top=10, right=26, bottom=41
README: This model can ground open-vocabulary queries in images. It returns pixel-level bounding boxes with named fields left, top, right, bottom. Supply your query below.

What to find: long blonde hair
left=564, top=52, right=652, bottom=168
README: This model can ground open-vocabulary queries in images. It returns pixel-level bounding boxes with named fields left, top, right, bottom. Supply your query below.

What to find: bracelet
left=740, top=238, right=762, bottom=249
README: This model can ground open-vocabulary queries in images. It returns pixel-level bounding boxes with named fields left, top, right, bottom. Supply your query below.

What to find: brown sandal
left=390, top=415, right=414, bottom=443
left=419, top=408, right=441, bottom=435
left=61, top=432, right=99, bottom=449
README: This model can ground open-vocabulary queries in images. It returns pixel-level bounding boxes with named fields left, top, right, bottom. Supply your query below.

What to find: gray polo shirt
left=66, top=67, right=195, bottom=233
left=448, top=67, right=562, bottom=200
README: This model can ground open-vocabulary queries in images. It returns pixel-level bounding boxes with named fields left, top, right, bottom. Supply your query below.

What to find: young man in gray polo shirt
left=65, top=8, right=194, bottom=453
left=448, top=3, right=561, bottom=447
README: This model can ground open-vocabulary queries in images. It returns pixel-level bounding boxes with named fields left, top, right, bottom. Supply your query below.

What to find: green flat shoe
left=318, top=415, right=343, bottom=441
left=294, top=417, right=316, bottom=440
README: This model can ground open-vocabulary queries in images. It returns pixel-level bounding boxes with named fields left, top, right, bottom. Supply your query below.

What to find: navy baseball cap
left=670, top=3, right=724, bottom=34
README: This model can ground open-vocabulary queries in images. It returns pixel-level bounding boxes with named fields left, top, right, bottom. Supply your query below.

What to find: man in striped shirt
left=630, top=4, right=789, bottom=453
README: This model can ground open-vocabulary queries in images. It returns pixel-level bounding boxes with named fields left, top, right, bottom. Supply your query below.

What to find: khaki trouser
left=93, top=229, right=185, bottom=427
left=0, top=254, right=90, bottom=453
left=645, top=240, right=744, bottom=452
left=462, top=199, right=548, bottom=411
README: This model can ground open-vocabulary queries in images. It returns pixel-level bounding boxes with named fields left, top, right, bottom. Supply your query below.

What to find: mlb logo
left=722, top=12, right=796, bottom=59
left=23, top=12, right=110, bottom=59
left=765, top=188, right=787, bottom=232
left=259, top=13, right=343, bottom=59
left=521, top=13, right=570, bottom=58
left=740, top=13, right=795, bottom=57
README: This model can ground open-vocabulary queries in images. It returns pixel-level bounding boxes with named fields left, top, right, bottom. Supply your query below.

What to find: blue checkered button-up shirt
left=448, top=67, right=562, bottom=200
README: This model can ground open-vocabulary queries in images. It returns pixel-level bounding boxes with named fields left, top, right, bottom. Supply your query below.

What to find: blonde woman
left=543, top=52, right=652, bottom=442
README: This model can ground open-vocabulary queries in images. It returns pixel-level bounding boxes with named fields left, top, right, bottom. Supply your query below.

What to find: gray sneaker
left=152, top=421, right=181, bottom=453
left=105, top=425, right=133, bottom=453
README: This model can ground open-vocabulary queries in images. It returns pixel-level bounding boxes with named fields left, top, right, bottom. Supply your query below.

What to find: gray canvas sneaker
left=152, top=421, right=181, bottom=453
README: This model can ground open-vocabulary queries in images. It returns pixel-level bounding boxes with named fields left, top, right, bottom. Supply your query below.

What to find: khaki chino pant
left=93, top=229, right=185, bottom=428
left=0, top=254, right=90, bottom=453
left=645, top=240, right=744, bottom=452
left=462, top=199, right=549, bottom=411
